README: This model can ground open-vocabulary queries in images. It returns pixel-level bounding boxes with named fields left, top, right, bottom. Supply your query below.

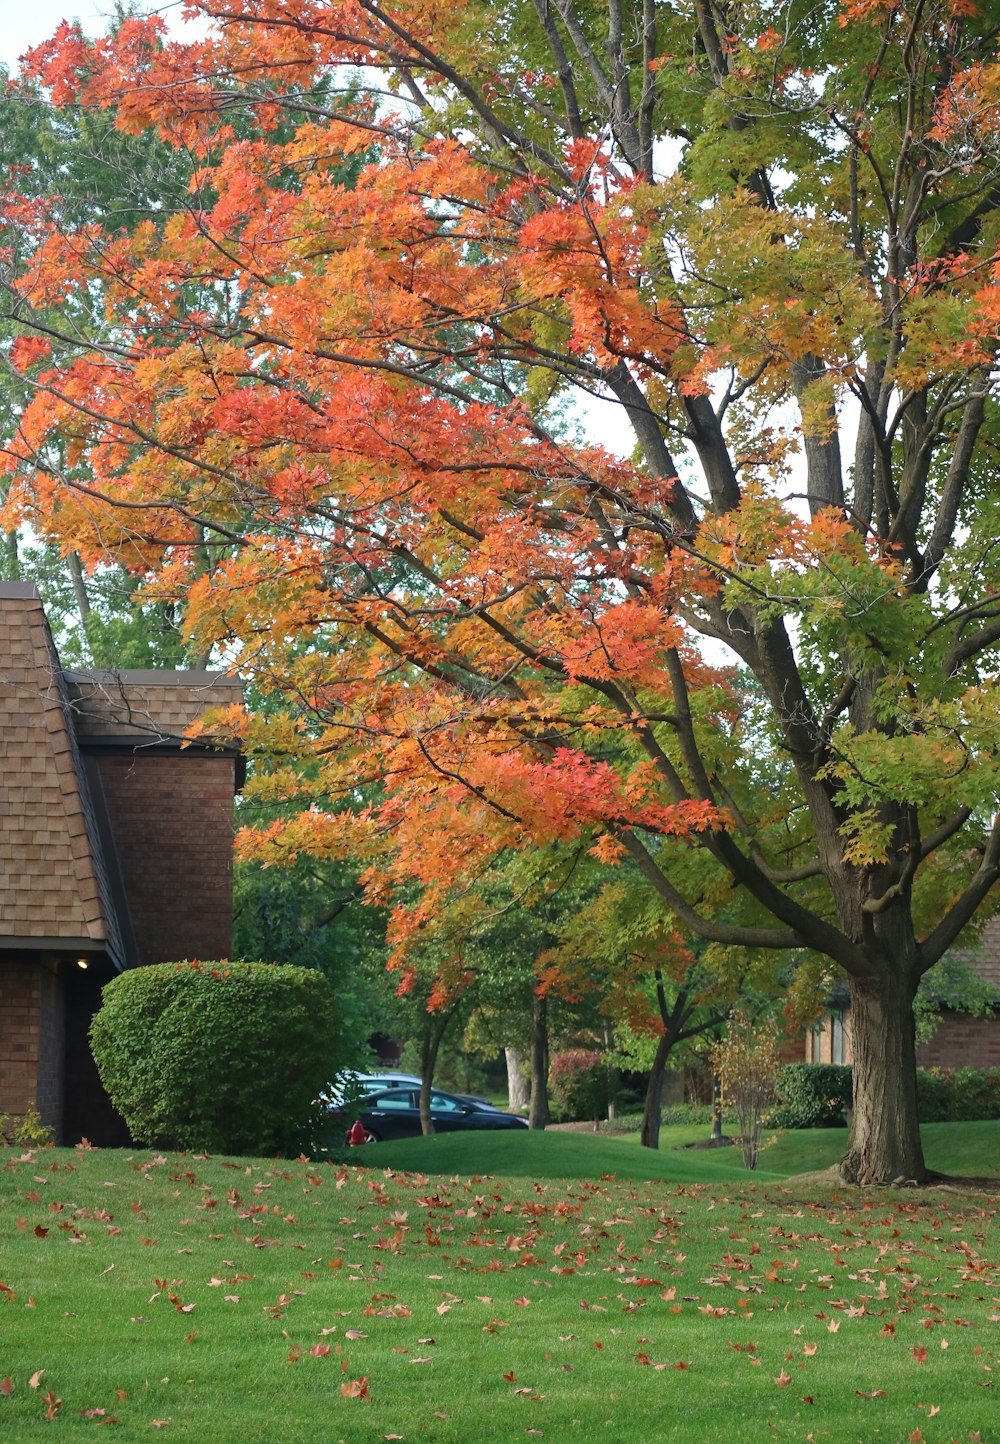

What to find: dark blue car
left=334, top=1087, right=529, bottom=1143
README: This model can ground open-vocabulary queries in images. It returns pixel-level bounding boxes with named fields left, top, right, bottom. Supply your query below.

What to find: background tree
left=7, top=0, right=1000, bottom=1183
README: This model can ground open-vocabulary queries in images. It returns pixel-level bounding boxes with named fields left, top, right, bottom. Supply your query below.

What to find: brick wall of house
left=916, top=1017, right=1000, bottom=1070
left=0, top=961, right=39, bottom=1126
left=0, top=958, right=65, bottom=1136
left=95, top=754, right=236, bottom=964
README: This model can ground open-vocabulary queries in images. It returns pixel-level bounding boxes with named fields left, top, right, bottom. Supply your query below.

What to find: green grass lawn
left=0, top=1130, right=996, bottom=1442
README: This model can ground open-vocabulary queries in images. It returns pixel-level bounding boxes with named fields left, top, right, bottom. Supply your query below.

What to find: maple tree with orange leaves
left=4, top=0, right=1000, bottom=1183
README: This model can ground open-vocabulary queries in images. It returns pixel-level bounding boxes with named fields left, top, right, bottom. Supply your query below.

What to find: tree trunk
left=709, top=1077, right=723, bottom=1142
left=528, top=994, right=549, bottom=1130
left=640, top=1030, right=673, bottom=1149
left=419, top=1020, right=447, bottom=1137
left=504, top=1047, right=529, bottom=1112
left=67, top=551, right=92, bottom=638
left=841, top=971, right=926, bottom=1184
left=2, top=529, right=20, bottom=580
left=602, top=1018, right=619, bottom=1122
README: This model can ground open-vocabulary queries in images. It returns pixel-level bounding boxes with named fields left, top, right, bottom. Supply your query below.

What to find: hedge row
left=768, top=1063, right=1000, bottom=1127
left=916, top=1066, right=1000, bottom=1122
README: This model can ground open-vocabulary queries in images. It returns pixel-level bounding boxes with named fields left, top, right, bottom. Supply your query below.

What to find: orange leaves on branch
left=9, top=335, right=51, bottom=372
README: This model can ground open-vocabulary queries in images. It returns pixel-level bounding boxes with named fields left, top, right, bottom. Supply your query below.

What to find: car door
left=427, top=1090, right=470, bottom=1134
left=362, top=1091, right=422, bottom=1141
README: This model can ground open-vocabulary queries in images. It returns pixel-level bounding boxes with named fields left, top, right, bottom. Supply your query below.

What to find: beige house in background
left=0, top=582, right=241, bottom=1143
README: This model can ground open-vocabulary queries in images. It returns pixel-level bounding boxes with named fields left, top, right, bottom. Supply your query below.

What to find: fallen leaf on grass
left=775, top=1371, right=792, bottom=1389
left=0, top=1377, right=13, bottom=1396
left=28, top=1370, right=44, bottom=1389
left=341, top=1377, right=369, bottom=1399
left=913, top=1347, right=928, bottom=1364
left=855, top=1390, right=886, bottom=1399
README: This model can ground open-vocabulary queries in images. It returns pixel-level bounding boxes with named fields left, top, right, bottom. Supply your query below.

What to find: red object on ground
left=346, top=1120, right=368, bottom=1146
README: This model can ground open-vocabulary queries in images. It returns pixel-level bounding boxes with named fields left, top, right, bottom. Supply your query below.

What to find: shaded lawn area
left=356, top=1119, right=1000, bottom=1186
left=0, top=1134, right=995, bottom=1442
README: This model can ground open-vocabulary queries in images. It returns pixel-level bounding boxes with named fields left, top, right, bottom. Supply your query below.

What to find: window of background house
left=831, top=1012, right=845, bottom=1065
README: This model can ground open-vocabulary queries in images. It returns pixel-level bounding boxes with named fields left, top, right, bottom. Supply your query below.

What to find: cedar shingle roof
left=64, top=669, right=242, bottom=740
left=0, top=584, right=242, bottom=966
left=0, top=583, right=117, bottom=952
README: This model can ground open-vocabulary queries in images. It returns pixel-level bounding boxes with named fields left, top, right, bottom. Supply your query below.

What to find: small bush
left=660, top=1101, right=715, bottom=1128
left=549, top=1049, right=613, bottom=1122
left=710, top=1012, right=781, bottom=1170
left=0, top=1101, right=54, bottom=1148
left=90, top=961, right=339, bottom=1154
left=770, top=1064, right=853, bottom=1129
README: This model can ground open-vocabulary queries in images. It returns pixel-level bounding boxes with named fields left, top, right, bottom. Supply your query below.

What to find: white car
left=322, top=1070, right=422, bottom=1105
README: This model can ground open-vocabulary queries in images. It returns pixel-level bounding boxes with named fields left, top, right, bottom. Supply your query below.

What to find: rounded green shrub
left=90, top=961, right=339, bottom=1154
left=549, top=1048, right=613, bottom=1122
left=769, top=1063, right=853, bottom=1128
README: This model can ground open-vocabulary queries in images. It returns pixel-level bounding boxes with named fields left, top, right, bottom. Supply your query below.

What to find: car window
left=429, top=1093, right=463, bottom=1113
left=370, top=1093, right=414, bottom=1111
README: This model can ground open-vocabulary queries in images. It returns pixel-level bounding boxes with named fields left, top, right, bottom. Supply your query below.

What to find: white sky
left=0, top=1, right=193, bottom=70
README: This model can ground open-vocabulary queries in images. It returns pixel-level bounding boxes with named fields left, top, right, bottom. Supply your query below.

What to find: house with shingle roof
left=0, top=582, right=241, bottom=1144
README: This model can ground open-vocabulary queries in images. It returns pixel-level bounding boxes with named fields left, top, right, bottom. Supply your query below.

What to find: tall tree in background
left=0, top=47, right=198, bottom=663
left=4, top=1, right=1000, bottom=1182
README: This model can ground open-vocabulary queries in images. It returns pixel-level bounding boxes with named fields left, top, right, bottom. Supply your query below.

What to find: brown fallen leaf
left=28, top=1370, right=44, bottom=1390
left=774, top=1370, right=792, bottom=1389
